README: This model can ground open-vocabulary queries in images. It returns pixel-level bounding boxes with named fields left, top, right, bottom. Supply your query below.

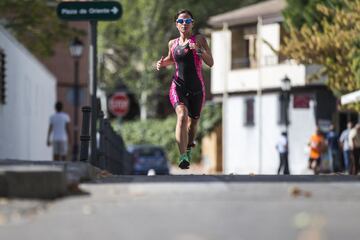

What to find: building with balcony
left=208, top=0, right=340, bottom=174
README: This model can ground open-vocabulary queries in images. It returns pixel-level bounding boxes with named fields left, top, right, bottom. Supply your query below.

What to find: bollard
left=104, top=119, right=111, bottom=172
left=97, top=110, right=106, bottom=169
left=80, top=106, right=91, bottom=162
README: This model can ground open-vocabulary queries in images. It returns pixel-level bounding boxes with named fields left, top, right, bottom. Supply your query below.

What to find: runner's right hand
left=156, top=56, right=164, bottom=71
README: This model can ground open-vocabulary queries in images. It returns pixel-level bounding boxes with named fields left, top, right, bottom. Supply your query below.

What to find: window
left=231, top=24, right=257, bottom=69
left=244, top=98, right=255, bottom=126
left=243, top=26, right=257, bottom=68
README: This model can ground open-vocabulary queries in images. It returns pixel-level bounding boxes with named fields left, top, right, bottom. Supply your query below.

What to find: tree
left=99, top=0, right=264, bottom=120
left=281, top=0, right=360, bottom=110
left=283, top=0, right=345, bottom=30
left=0, top=0, right=80, bottom=57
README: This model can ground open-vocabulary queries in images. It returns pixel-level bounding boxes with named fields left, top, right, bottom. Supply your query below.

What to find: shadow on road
left=92, top=174, right=360, bottom=184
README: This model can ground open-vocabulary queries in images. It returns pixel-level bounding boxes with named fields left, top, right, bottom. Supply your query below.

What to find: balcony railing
left=232, top=57, right=251, bottom=69
left=232, top=55, right=288, bottom=70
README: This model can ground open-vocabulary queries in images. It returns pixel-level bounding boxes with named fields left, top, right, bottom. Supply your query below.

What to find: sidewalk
left=170, top=163, right=206, bottom=175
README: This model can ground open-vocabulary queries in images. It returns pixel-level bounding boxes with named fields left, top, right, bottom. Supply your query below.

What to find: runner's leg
left=175, top=104, right=189, bottom=156
left=187, top=117, right=199, bottom=148
left=186, top=91, right=203, bottom=161
left=169, top=82, right=190, bottom=169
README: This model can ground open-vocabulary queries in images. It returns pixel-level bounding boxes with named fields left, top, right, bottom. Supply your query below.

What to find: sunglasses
left=176, top=18, right=193, bottom=24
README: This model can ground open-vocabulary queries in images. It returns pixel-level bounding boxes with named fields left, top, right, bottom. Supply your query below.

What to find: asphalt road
left=1, top=175, right=360, bottom=240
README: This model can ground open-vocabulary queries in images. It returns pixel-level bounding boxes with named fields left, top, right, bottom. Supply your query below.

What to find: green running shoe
left=178, top=153, right=190, bottom=169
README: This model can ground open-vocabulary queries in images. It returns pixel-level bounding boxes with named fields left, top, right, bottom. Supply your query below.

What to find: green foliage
left=283, top=0, right=345, bottom=30
left=114, top=102, right=222, bottom=164
left=197, top=102, right=222, bottom=139
left=114, top=115, right=180, bottom=163
left=281, top=0, right=360, bottom=110
left=0, top=0, right=81, bottom=57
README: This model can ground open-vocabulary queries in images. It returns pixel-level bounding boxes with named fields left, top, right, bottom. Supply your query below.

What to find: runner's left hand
left=189, top=42, right=199, bottom=51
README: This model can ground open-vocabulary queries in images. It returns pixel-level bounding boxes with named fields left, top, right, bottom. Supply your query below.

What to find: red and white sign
left=293, top=95, right=311, bottom=109
left=108, top=92, right=129, bottom=117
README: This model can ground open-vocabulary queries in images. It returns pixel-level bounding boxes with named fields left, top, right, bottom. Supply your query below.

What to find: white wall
left=0, top=26, right=56, bottom=160
left=289, top=99, right=317, bottom=173
left=224, top=93, right=316, bottom=174
left=211, top=30, right=231, bottom=94
left=227, top=64, right=307, bottom=92
left=261, top=23, right=279, bottom=66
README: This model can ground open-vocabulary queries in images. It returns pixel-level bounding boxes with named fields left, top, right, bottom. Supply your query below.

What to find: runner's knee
left=176, top=105, right=188, bottom=123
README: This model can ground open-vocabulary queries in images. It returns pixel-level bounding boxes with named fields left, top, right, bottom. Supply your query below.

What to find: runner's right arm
left=156, top=40, right=175, bottom=70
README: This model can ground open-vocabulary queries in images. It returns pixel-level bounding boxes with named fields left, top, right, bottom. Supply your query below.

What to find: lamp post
left=280, top=75, right=291, bottom=141
left=69, top=37, right=84, bottom=161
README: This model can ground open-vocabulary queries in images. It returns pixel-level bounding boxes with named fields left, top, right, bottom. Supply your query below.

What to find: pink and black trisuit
left=169, top=35, right=205, bottom=119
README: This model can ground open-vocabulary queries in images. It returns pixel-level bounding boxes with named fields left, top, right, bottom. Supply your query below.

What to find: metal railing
left=79, top=104, right=132, bottom=175
left=97, top=110, right=132, bottom=174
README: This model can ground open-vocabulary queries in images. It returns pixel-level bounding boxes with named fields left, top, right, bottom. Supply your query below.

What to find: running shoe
left=178, top=153, right=190, bottom=169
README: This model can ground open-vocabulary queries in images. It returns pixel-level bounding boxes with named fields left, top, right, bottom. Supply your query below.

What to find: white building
left=208, top=0, right=339, bottom=174
left=0, top=25, right=56, bottom=160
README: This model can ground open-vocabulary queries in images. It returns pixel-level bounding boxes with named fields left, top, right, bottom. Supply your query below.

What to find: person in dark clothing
left=276, top=132, right=290, bottom=175
left=349, top=123, right=360, bottom=175
left=339, top=121, right=353, bottom=173
left=326, top=124, right=340, bottom=172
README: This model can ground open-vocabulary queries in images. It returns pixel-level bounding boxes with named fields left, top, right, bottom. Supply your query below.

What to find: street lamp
left=69, top=37, right=84, bottom=161
left=281, top=75, right=291, bottom=92
left=280, top=75, right=291, bottom=133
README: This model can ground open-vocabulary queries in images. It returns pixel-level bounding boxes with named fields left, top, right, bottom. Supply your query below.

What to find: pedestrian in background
left=308, top=126, right=325, bottom=174
left=339, top=121, right=353, bottom=173
left=276, top=131, right=290, bottom=175
left=348, top=123, right=360, bottom=175
left=47, top=101, right=71, bottom=161
left=156, top=9, right=213, bottom=169
left=326, top=124, right=340, bottom=172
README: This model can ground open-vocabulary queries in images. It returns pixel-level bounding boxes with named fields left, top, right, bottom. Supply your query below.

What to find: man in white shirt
left=276, top=131, right=290, bottom=175
left=47, top=101, right=71, bottom=161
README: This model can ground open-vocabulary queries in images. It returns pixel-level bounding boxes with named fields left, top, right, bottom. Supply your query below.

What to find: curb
left=0, top=160, right=98, bottom=199
left=0, top=166, right=66, bottom=199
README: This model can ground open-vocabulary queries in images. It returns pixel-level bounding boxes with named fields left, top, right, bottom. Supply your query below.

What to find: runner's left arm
left=197, top=35, right=213, bottom=67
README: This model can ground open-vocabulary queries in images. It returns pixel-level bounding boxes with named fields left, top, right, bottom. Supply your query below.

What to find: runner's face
left=176, top=13, right=193, bottom=34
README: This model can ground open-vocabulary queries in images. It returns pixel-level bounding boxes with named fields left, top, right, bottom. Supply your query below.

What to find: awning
left=208, top=0, right=286, bottom=28
left=341, top=90, right=360, bottom=105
